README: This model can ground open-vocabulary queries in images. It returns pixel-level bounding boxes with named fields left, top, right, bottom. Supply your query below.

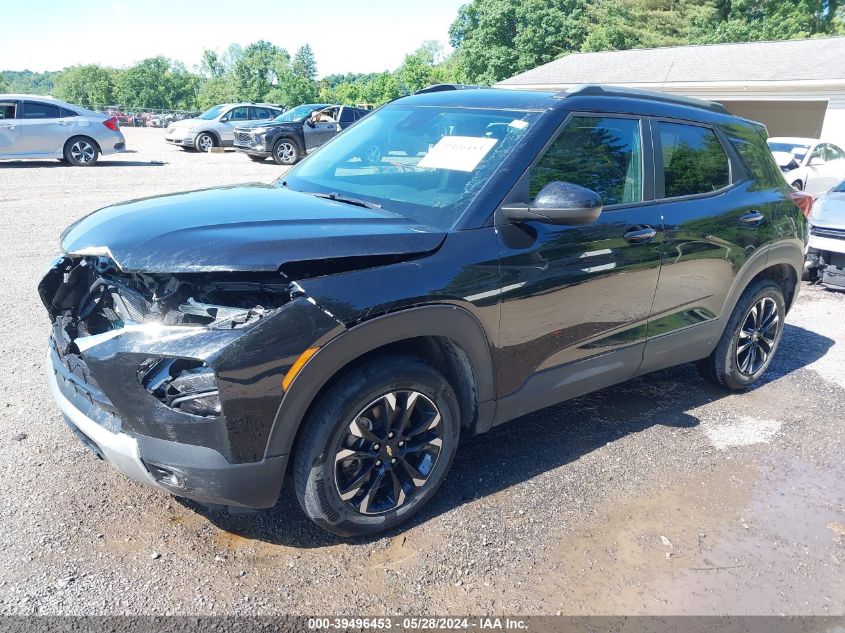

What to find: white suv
left=767, top=137, right=845, bottom=196
left=165, top=103, right=283, bottom=152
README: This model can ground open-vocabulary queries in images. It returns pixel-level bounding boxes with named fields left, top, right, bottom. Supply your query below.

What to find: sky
left=1, top=0, right=463, bottom=77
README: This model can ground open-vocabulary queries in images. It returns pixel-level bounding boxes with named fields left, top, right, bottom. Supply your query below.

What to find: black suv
left=40, top=85, right=806, bottom=536
left=233, top=103, right=370, bottom=165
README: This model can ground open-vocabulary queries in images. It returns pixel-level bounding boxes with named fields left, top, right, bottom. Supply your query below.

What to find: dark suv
left=40, top=85, right=807, bottom=536
left=233, top=103, right=370, bottom=165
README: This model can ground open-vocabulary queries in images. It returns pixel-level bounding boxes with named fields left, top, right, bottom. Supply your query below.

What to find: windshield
left=198, top=105, right=226, bottom=120
left=768, top=141, right=810, bottom=161
left=833, top=179, right=845, bottom=193
left=274, top=104, right=327, bottom=123
left=280, top=104, right=539, bottom=229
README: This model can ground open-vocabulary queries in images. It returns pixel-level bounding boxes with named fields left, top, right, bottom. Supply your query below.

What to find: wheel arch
left=64, top=134, right=101, bottom=154
left=196, top=128, right=220, bottom=145
left=264, top=305, right=495, bottom=462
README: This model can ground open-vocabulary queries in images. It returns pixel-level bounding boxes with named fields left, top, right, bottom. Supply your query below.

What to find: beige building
left=497, top=37, right=845, bottom=144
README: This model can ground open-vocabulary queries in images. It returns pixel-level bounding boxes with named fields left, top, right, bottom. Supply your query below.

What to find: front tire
left=292, top=355, right=460, bottom=537
left=271, top=138, right=300, bottom=165
left=194, top=132, right=215, bottom=153
left=63, top=137, right=99, bottom=166
left=697, top=279, right=786, bottom=390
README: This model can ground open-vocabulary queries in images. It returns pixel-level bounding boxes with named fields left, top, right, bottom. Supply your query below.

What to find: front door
left=304, top=107, right=340, bottom=151
left=0, top=100, right=19, bottom=156
left=219, top=106, right=250, bottom=143
left=495, top=113, right=663, bottom=420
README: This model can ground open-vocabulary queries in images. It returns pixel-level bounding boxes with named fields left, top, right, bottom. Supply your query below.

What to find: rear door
left=16, top=100, right=74, bottom=155
left=642, top=118, right=777, bottom=370
left=0, top=100, right=20, bottom=156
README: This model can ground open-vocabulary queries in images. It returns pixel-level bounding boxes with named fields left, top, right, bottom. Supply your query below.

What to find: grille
left=811, top=226, right=845, bottom=240
left=234, top=131, right=253, bottom=144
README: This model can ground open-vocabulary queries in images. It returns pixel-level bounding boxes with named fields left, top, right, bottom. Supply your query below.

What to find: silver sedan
left=0, top=94, right=126, bottom=166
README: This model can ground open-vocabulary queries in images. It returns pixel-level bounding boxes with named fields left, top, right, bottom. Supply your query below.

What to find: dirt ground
left=0, top=128, right=843, bottom=615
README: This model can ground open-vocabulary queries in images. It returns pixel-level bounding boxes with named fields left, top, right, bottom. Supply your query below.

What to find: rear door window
left=658, top=122, right=730, bottom=198
left=251, top=106, right=271, bottom=120
left=339, top=107, right=356, bottom=123
left=21, top=101, right=62, bottom=119
left=530, top=115, right=644, bottom=205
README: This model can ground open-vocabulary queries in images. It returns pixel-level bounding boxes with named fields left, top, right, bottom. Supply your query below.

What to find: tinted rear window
left=659, top=122, right=729, bottom=198
left=22, top=101, right=62, bottom=119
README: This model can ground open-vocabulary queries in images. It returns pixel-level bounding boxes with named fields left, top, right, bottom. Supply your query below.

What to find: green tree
left=197, top=76, right=237, bottom=109
left=292, top=44, right=318, bottom=81
left=115, top=57, right=198, bottom=109
left=398, top=41, right=445, bottom=93
left=0, top=74, right=7, bottom=92
left=234, top=40, right=289, bottom=102
left=55, top=65, right=118, bottom=108
left=200, top=49, right=225, bottom=79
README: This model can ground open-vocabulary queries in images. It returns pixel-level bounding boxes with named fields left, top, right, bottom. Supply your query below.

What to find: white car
left=0, top=94, right=126, bottom=166
left=165, top=103, right=283, bottom=152
left=805, top=178, right=845, bottom=290
left=767, top=136, right=845, bottom=196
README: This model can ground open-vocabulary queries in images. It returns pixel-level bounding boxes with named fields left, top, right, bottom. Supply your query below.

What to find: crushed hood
left=60, top=184, right=446, bottom=273
left=811, top=192, right=845, bottom=230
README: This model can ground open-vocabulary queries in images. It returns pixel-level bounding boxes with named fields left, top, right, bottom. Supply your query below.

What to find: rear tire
left=696, top=279, right=786, bottom=390
left=292, top=355, right=460, bottom=537
left=63, top=136, right=99, bottom=166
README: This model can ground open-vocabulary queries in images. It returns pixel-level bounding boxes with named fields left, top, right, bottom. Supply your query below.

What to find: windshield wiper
left=306, top=191, right=383, bottom=210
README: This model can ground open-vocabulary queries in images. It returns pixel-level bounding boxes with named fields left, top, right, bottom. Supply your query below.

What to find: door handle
left=0, top=124, right=14, bottom=129
left=623, top=226, right=657, bottom=243
left=739, top=210, right=764, bottom=225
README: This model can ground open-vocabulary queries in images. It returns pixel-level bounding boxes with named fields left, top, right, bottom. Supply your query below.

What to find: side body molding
left=264, top=304, right=496, bottom=459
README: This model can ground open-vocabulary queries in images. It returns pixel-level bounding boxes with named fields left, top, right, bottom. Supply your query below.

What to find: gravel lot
left=1, top=128, right=843, bottom=616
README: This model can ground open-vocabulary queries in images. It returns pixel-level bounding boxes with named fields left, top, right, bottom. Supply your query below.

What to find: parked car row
left=233, top=103, right=371, bottom=164
left=767, top=136, right=845, bottom=196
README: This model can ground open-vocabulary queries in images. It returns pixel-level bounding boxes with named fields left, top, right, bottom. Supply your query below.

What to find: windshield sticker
left=508, top=119, right=528, bottom=129
left=418, top=136, right=498, bottom=172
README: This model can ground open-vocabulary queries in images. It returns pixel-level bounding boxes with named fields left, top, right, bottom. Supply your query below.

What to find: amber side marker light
left=282, top=347, right=319, bottom=391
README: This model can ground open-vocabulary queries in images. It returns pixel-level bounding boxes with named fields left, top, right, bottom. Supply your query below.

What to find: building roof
left=499, top=37, right=845, bottom=88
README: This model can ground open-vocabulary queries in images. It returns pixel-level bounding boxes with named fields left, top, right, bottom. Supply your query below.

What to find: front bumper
left=46, top=344, right=288, bottom=508
left=165, top=129, right=195, bottom=146
left=234, top=134, right=270, bottom=156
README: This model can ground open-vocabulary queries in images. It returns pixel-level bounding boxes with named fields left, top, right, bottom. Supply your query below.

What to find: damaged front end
left=806, top=226, right=845, bottom=291
left=40, top=254, right=344, bottom=508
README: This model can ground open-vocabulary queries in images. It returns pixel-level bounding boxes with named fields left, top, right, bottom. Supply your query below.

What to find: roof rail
left=560, top=84, right=730, bottom=115
left=414, top=83, right=481, bottom=94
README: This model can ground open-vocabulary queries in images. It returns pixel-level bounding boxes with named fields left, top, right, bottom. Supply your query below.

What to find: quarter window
left=530, top=115, right=643, bottom=206
left=659, top=122, right=729, bottom=198
left=21, top=101, right=61, bottom=119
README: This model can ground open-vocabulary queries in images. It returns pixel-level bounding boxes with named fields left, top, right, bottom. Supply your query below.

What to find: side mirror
left=220, top=117, right=229, bottom=123
left=305, top=119, right=315, bottom=128
left=502, top=181, right=603, bottom=226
